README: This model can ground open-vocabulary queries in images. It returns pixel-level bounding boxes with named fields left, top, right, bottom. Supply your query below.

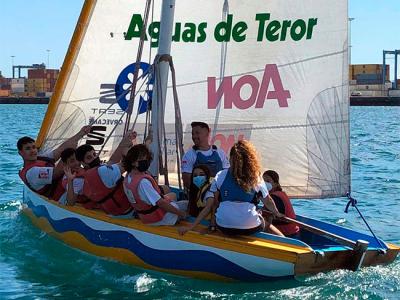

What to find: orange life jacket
left=82, top=167, right=132, bottom=215
left=19, top=157, right=55, bottom=196
left=271, top=191, right=300, bottom=236
left=123, top=173, right=171, bottom=224
left=60, top=168, right=98, bottom=209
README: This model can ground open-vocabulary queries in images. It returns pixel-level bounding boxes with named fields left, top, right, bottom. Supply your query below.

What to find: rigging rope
left=345, top=193, right=387, bottom=253
left=211, top=0, right=229, bottom=138
left=150, top=54, right=184, bottom=188
left=124, top=0, right=153, bottom=136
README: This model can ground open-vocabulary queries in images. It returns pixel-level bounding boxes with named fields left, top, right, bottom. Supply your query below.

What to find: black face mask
left=137, top=160, right=150, bottom=172
left=88, top=157, right=101, bottom=168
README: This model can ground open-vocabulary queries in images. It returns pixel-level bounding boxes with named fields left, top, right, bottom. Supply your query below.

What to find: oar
left=280, top=216, right=370, bottom=271
left=280, top=216, right=358, bottom=249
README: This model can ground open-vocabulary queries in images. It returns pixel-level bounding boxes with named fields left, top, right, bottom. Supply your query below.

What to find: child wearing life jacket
left=123, top=144, right=188, bottom=225
left=178, top=165, right=216, bottom=235
left=262, top=170, right=300, bottom=237
left=17, top=126, right=91, bottom=200
left=58, top=148, right=97, bottom=209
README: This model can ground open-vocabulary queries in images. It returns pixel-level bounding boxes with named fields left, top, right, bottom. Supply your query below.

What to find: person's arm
left=181, top=150, right=195, bottom=190
left=108, top=130, right=137, bottom=164
left=182, top=173, right=192, bottom=191
left=156, top=198, right=188, bottom=218
left=64, top=166, right=77, bottom=206
left=261, top=195, right=284, bottom=218
left=178, top=197, right=215, bottom=235
left=52, top=125, right=92, bottom=161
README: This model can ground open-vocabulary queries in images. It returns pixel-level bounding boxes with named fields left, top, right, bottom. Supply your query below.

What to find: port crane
left=12, top=63, right=45, bottom=78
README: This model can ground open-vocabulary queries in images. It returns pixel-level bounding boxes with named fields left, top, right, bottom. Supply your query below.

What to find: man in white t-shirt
left=181, top=122, right=229, bottom=190
left=17, top=126, right=91, bottom=196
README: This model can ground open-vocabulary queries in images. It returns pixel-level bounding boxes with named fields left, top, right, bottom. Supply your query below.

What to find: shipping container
left=0, top=90, right=11, bottom=97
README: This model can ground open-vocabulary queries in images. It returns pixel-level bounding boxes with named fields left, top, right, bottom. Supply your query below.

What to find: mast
left=149, top=0, right=176, bottom=178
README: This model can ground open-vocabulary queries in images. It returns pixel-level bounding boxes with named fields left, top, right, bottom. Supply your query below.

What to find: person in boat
left=58, top=148, right=97, bottom=209
left=181, top=121, right=230, bottom=191
left=180, top=140, right=284, bottom=236
left=69, top=130, right=137, bottom=216
left=187, top=164, right=214, bottom=218
left=17, top=125, right=91, bottom=199
left=123, top=144, right=188, bottom=225
left=262, top=170, right=300, bottom=237
left=178, top=164, right=216, bottom=235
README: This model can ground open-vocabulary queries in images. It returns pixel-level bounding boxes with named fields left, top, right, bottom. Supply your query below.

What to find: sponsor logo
left=208, top=64, right=291, bottom=109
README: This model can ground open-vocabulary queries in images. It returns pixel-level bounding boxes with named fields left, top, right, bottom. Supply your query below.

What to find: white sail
left=38, top=0, right=349, bottom=198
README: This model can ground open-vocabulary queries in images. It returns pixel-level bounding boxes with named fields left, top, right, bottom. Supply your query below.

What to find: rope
left=211, top=0, right=229, bottom=137
left=169, top=57, right=184, bottom=190
left=345, top=193, right=387, bottom=252
left=150, top=54, right=184, bottom=189
left=124, top=0, right=153, bottom=135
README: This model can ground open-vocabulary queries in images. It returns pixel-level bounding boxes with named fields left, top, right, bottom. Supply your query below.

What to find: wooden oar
left=280, top=216, right=358, bottom=249
left=281, top=216, right=371, bottom=271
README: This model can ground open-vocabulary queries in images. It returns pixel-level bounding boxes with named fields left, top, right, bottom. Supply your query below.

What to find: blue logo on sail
left=115, top=62, right=154, bottom=113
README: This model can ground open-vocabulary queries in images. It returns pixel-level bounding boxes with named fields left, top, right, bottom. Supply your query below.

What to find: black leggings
left=217, top=217, right=265, bottom=236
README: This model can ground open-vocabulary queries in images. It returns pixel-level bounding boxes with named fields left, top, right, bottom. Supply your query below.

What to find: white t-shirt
left=124, top=174, right=162, bottom=206
left=97, top=164, right=121, bottom=188
left=210, top=169, right=268, bottom=229
left=181, top=147, right=230, bottom=174
left=64, top=176, right=85, bottom=195
left=25, top=151, right=55, bottom=191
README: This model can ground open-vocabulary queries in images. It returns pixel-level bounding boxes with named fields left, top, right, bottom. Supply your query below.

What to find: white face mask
left=265, top=182, right=273, bottom=191
left=193, top=175, right=207, bottom=188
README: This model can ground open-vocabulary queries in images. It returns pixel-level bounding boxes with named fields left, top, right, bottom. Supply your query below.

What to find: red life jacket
left=19, top=157, right=55, bottom=196
left=271, top=191, right=300, bottom=236
left=123, top=173, right=170, bottom=224
left=82, top=167, right=133, bottom=215
left=61, top=168, right=98, bottom=209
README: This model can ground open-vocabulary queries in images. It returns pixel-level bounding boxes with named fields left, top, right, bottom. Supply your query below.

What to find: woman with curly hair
left=179, top=140, right=283, bottom=236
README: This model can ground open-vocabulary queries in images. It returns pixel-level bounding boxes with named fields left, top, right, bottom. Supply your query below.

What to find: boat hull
left=22, top=186, right=399, bottom=281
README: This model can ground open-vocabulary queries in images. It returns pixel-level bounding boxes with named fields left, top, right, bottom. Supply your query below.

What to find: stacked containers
left=11, top=78, right=25, bottom=94
left=27, top=69, right=59, bottom=97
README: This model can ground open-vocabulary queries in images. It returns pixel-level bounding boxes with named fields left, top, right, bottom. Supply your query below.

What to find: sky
left=0, top=0, right=399, bottom=79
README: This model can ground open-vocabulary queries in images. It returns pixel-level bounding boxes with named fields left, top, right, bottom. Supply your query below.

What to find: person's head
left=229, top=140, right=261, bottom=192
left=191, top=121, right=210, bottom=148
left=17, top=136, right=37, bottom=162
left=76, top=144, right=100, bottom=169
left=263, top=170, right=282, bottom=192
left=61, top=148, right=80, bottom=171
left=122, top=144, right=153, bottom=173
left=191, top=165, right=211, bottom=190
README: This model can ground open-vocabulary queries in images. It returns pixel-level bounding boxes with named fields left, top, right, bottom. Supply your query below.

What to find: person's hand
left=64, top=166, right=76, bottom=181
left=178, top=226, right=192, bottom=235
left=79, top=125, right=92, bottom=138
left=144, top=126, right=153, bottom=146
left=274, top=212, right=285, bottom=219
left=179, top=210, right=189, bottom=219
left=126, top=130, right=137, bottom=140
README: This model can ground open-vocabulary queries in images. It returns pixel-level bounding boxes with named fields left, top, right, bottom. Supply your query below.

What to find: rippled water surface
left=0, top=105, right=399, bottom=299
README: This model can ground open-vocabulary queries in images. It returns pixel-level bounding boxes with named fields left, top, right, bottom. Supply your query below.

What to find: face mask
left=88, top=157, right=101, bottom=168
left=137, top=160, right=150, bottom=172
left=265, top=182, right=273, bottom=191
left=193, top=175, right=207, bottom=188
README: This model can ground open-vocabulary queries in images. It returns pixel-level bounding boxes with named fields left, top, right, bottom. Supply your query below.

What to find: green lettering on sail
left=256, top=13, right=318, bottom=42
left=124, top=13, right=318, bottom=46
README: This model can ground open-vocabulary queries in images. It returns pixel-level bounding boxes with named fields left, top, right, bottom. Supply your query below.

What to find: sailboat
left=22, top=0, right=399, bottom=281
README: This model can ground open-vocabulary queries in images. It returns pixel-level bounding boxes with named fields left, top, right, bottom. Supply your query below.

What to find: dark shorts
left=217, top=217, right=265, bottom=236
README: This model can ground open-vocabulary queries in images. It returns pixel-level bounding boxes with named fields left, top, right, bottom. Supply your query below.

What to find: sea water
left=0, top=105, right=399, bottom=299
